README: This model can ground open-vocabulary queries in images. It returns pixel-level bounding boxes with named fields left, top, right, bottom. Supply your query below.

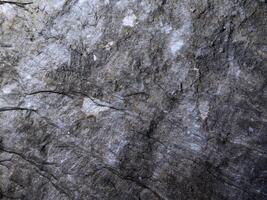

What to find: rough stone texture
left=0, top=0, right=266, bottom=200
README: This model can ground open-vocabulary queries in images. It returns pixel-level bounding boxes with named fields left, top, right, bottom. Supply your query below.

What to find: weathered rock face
left=0, top=0, right=266, bottom=199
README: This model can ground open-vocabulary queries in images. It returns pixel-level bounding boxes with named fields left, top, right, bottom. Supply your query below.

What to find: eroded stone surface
left=0, top=0, right=266, bottom=200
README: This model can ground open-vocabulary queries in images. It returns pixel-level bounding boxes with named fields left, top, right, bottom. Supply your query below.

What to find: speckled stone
left=0, top=0, right=266, bottom=200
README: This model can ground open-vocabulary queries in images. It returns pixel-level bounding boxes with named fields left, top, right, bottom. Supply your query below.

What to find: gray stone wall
left=0, top=0, right=266, bottom=199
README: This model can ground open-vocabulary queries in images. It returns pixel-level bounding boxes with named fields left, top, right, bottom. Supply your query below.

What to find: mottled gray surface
left=0, top=0, right=266, bottom=199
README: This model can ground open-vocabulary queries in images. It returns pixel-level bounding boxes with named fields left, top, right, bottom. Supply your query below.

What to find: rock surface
left=0, top=0, right=266, bottom=199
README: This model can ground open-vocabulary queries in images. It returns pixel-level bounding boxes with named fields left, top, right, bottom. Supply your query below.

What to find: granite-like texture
left=0, top=0, right=266, bottom=199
